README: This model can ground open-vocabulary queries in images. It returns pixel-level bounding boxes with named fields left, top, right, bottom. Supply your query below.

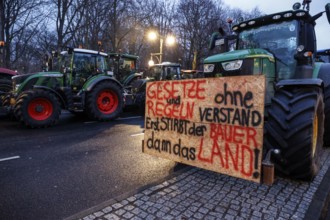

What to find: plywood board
left=143, top=75, right=265, bottom=183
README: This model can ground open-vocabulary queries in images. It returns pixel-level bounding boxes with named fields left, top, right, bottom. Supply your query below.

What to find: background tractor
left=132, top=62, right=181, bottom=113
left=8, top=48, right=125, bottom=128
left=0, top=68, right=17, bottom=113
left=108, top=53, right=143, bottom=86
left=205, top=1, right=330, bottom=180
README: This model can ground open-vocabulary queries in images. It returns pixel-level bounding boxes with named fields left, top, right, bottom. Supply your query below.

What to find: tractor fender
left=276, top=78, right=324, bottom=90
left=123, top=72, right=143, bottom=86
left=84, top=76, right=123, bottom=92
left=33, top=85, right=67, bottom=109
left=317, top=63, right=330, bottom=87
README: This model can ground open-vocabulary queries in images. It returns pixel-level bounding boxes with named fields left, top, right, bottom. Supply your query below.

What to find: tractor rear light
left=221, top=60, right=243, bottom=71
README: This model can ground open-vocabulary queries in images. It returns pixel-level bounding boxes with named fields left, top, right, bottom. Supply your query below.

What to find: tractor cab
left=108, top=53, right=142, bottom=86
left=146, top=62, right=181, bottom=80
left=59, top=48, right=110, bottom=90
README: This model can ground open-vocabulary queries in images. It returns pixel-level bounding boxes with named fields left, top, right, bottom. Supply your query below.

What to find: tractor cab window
left=118, top=59, right=135, bottom=82
left=163, top=66, right=181, bottom=80
left=238, top=20, right=298, bottom=80
left=149, top=66, right=162, bottom=80
left=72, top=52, right=107, bottom=88
left=60, top=52, right=73, bottom=72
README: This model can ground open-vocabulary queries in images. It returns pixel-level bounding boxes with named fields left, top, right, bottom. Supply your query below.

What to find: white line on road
left=131, top=133, right=144, bottom=137
left=84, top=121, right=98, bottom=124
left=0, top=156, right=20, bottom=162
left=116, top=116, right=142, bottom=121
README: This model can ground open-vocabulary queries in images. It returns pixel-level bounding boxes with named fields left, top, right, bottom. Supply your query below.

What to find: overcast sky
left=222, top=0, right=329, bottom=49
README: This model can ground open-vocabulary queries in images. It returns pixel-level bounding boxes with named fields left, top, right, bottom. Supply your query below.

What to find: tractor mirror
left=326, top=3, right=330, bottom=24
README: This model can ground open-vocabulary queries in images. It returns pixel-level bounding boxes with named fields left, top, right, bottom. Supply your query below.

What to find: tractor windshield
left=238, top=20, right=298, bottom=80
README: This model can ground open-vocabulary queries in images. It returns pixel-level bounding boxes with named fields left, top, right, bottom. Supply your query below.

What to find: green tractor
left=205, top=1, right=330, bottom=180
left=132, top=62, right=181, bottom=112
left=0, top=68, right=17, bottom=106
left=108, top=53, right=143, bottom=86
left=8, top=48, right=125, bottom=128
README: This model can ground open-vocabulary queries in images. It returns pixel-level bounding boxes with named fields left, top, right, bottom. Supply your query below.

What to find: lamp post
left=148, top=31, right=175, bottom=66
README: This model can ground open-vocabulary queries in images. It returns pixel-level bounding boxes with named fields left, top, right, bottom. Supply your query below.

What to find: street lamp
left=148, top=31, right=175, bottom=65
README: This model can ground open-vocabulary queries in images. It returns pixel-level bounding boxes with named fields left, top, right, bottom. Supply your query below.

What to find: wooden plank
left=143, top=75, right=265, bottom=183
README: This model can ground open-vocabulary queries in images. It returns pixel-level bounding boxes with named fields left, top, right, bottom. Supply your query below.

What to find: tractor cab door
left=72, top=53, right=103, bottom=90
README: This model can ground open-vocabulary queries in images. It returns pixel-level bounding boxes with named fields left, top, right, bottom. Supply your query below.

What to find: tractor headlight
left=221, top=60, right=243, bottom=71
left=203, top=64, right=215, bottom=73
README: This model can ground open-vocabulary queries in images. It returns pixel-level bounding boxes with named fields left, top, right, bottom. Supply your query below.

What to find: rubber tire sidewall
left=14, top=90, right=61, bottom=128
left=317, top=63, right=330, bottom=146
left=86, top=81, right=123, bottom=121
left=264, top=87, right=324, bottom=180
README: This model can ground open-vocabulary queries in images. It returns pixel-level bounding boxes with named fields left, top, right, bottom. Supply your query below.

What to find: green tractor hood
left=204, top=48, right=274, bottom=64
left=12, top=71, right=63, bottom=93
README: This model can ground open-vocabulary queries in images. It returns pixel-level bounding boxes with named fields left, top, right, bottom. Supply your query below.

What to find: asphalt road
left=0, top=110, right=183, bottom=220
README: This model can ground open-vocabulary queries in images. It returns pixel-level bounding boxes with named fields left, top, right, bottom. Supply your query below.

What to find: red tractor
left=0, top=68, right=17, bottom=110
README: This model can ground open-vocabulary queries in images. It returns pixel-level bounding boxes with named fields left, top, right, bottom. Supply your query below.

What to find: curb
left=64, top=164, right=193, bottom=220
left=304, top=159, right=330, bottom=220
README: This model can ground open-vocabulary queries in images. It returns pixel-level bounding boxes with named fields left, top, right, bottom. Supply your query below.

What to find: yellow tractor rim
left=312, top=113, right=318, bottom=158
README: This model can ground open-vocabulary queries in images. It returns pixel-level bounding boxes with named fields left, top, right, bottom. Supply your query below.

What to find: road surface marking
left=131, top=133, right=144, bottom=137
left=84, top=121, right=98, bottom=124
left=0, top=156, right=20, bottom=162
left=116, top=116, right=142, bottom=120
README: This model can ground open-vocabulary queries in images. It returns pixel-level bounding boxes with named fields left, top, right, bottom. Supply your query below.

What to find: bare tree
left=175, top=0, right=225, bottom=69
left=49, top=0, right=87, bottom=50
left=0, top=0, right=45, bottom=69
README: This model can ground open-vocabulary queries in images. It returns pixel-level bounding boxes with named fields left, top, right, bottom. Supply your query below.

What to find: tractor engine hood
left=203, top=48, right=275, bottom=77
left=12, top=71, right=63, bottom=92
left=204, top=48, right=274, bottom=64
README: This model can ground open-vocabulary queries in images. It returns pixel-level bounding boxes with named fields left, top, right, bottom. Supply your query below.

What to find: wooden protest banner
left=142, top=75, right=265, bottom=183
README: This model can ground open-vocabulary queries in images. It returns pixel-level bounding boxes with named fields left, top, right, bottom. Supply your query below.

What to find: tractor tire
left=318, top=64, right=330, bottom=147
left=86, top=81, right=123, bottom=121
left=0, top=79, right=12, bottom=93
left=0, top=79, right=12, bottom=105
left=1, top=94, right=14, bottom=118
left=264, top=87, right=324, bottom=180
left=14, top=90, right=61, bottom=128
left=324, top=85, right=330, bottom=146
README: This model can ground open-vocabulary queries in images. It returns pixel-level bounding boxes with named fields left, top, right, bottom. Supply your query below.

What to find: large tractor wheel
left=14, top=90, right=61, bottom=128
left=0, top=79, right=12, bottom=105
left=1, top=94, right=14, bottom=118
left=318, top=64, right=330, bottom=146
left=264, top=87, right=324, bottom=180
left=86, top=81, right=123, bottom=121
left=324, top=85, right=330, bottom=146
